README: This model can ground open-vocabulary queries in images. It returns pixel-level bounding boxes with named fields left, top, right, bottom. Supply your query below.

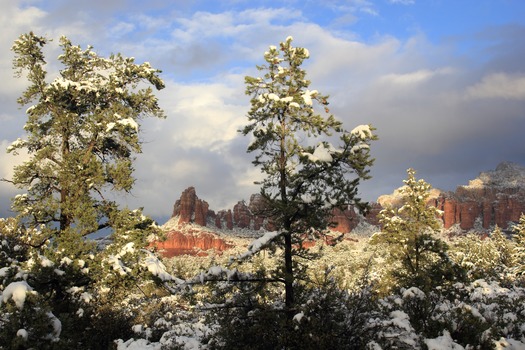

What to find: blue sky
left=1, top=0, right=524, bottom=222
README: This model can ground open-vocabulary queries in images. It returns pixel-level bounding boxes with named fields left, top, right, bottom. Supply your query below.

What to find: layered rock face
left=155, top=218, right=233, bottom=257
left=431, top=162, right=525, bottom=230
left=158, top=161, right=525, bottom=256
left=160, top=190, right=278, bottom=257
left=155, top=229, right=233, bottom=258
left=378, top=162, right=525, bottom=231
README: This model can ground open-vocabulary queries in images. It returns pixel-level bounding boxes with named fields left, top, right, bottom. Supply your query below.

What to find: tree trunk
left=60, top=133, right=71, bottom=231
left=284, top=228, right=294, bottom=313
left=279, top=112, right=294, bottom=314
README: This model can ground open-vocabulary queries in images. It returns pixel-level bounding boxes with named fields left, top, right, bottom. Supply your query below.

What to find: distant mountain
left=433, top=161, right=525, bottom=232
left=378, top=161, right=525, bottom=232
left=156, top=162, right=525, bottom=256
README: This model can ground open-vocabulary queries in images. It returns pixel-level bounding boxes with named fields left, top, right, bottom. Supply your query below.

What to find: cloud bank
left=1, top=1, right=524, bottom=223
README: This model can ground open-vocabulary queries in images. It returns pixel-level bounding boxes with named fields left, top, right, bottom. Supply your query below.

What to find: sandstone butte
left=154, top=162, right=525, bottom=257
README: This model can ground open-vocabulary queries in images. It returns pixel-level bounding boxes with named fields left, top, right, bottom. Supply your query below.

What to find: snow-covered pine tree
left=9, top=32, right=165, bottom=240
left=511, top=214, right=525, bottom=277
left=241, top=36, right=376, bottom=312
left=2, top=32, right=167, bottom=347
left=491, top=225, right=514, bottom=278
left=371, top=169, right=461, bottom=292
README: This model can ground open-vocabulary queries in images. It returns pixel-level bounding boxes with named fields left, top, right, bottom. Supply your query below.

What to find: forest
left=1, top=33, right=525, bottom=350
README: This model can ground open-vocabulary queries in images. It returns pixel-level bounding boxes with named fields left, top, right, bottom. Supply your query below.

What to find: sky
left=0, top=0, right=524, bottom=223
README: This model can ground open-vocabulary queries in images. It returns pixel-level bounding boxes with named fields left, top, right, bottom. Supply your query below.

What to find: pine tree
left=491, top=225, right=513, bottom=276
left=512, top=214, right=525, bottom=277
left=372, top=169, right=460, bottom=292
left=2, top=32, right=167, bottom=347
left=241, top=36, right=376, bottom=313
left=8, top=32, right=165, bottom=241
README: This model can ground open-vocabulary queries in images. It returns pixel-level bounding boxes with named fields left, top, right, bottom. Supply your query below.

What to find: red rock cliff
left=155, top=229, right=233, bottom=257
left=381, top=162, right=525, bottom=232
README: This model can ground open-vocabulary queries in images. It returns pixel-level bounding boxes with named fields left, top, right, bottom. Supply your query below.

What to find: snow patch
left=1, top=281, right=34, bottom=309
left=303, top=143, right=340, bottom=163
left=17, top=329, right=28, bottom=340
left=115, top=338, right=162, bottom=350
left=425, top=330, right=465, bottom=350
left=238, top=231, right=280, bottom=259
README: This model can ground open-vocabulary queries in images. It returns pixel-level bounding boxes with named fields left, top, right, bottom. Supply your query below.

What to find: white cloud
left=7, top=4, right=46, bottom=26
left=108, top=21, right=135, bottom=38
left=379, top=67, right=453, bottom=86
left=0, top=139, right=29, bottom=215
left=389, top=0, right=415, bottom=5
left=152, top=77, right=247, bottom=150
left=1, top=1, right=524, bottom=219
left=465, top=73, right=525, bottom=100
left=172, top=7, right=301, bottom=43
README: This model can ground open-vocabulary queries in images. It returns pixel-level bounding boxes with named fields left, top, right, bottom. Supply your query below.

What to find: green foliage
left=207, top=270, right=379, bottom=350
left=512, top=214, right=525, bottom=277
left=0, top=218, right=28, bottom=268
left=371, top=169, right=463, bottom=292
left=8, top=32, right=165, bottom=237
left=450, top=233, right=501, bottom=281
left=0, top=290, right=61, bottom=349
left=1, top=32, right=169, bottom=348
left=491, top=225, right=513, bottom=271
left=370, top=279, right=525, bottom=349
left=241, top=36, right=376, bottom=309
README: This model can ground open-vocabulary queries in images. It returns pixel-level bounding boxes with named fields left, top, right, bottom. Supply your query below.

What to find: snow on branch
left=140, top=249, right=183, bottom=283
left=302, top=142, right=341, bottom=163
left=0, top=281, right=35, bottom=309
left=350, top=124, right=373, bottom=139
left=236, top=231, right=281, bottom=261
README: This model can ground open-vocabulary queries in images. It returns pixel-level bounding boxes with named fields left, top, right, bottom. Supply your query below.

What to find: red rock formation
left=167, top=162, right=525, bottom=238
left=330, top=207, right=359, bottom=232
left=364, top=202, right=383, bottom=227
left=248, top=194, right=270, bottom=230
left=172, top=187, right=210, bottom=226
left=215, top=210, right=234, bottom=230
left=432, top=186, right=525, bottom=231
left=155, top=228, right=233, bottom=257
left=377, top=163, right=525, bottom=232
left=233, top=200, right=252, bottom=229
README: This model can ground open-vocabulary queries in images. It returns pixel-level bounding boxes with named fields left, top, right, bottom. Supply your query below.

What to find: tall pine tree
left=241, top=36, right=376, bottom=312
left=1, top=32, right=167, bottom=347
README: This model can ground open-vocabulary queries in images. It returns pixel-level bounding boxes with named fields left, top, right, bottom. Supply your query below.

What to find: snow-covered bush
left=369, top=280, right=525, bottom=349
left=204, top=265, right=379, bottom=350
left=511, top=214, right=525, bottom=278
left=290, top=273, right=379, bottom=349
left=450, top=233, right=502, bottom=281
